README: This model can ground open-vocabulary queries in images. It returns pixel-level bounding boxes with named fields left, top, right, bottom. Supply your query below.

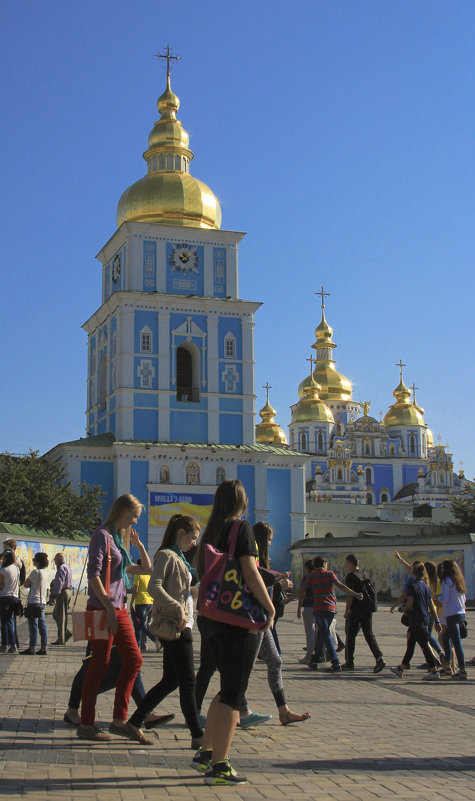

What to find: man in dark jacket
left=343, top=554, right=385, bottom=673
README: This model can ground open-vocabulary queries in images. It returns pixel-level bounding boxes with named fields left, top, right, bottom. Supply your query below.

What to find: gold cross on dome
left=411, top=383, right=419, bottom=403
left=263, top=382, right=272, bottom=403
left=156, top=45, right=180, bottom=75
left=395, top=359, right=406, bottom=381
left=306, top=354, right=315, bottom=376
left=314, top=285, right=330, bottom=310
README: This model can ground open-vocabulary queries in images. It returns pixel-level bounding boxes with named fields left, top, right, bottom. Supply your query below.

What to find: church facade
left=46, top=70, right=307, bottom=570
left=282, top=291, right=467, bottom=508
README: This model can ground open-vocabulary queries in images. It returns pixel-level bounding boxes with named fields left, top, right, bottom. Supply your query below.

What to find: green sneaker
left=191, top=748, right=212, bottom=773
left=204, top=760, right=247, bottom=785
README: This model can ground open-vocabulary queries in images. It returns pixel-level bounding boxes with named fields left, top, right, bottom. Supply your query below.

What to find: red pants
left=80, top=606, right=142, bottom=725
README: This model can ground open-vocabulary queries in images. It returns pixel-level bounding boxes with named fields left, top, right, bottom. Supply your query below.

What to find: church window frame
left=160, top=465, right=170, bottom=484
left=317, top=430, right=324, bottom=452
left=216, top=467, right=225, bottom=485
left=140, top=326, right=153, bottom=353
left=300, top=431, right=308, bottom=451
left=224, top=332, right=236, bottom=359
left=365, top=467, right=373, bottom=485
left=337, top=468, right=343, bottom=481
left=366, top=492, right=374, bottom=505
left=409, top=433, right=416, bottom=455
left=186, top=461, right=200, bottom=485
left=166, top=155, right=173, bottom=170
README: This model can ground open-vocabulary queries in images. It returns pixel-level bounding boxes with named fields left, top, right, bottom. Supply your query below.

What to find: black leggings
left=129, top=628, right=203, bottom=738
left=402, top=625, right=438, bottom=669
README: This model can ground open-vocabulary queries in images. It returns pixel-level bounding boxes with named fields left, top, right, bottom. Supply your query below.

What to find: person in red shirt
left=301, top=556, right=362, bottom=673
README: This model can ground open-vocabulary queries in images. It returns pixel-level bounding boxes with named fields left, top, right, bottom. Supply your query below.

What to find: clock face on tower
left=112, top=255, right=121, bottom=283
left=169, top=244, right=200, bottom=276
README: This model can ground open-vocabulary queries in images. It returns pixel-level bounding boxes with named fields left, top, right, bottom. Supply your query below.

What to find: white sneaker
left=422, top=671, right=440, bottom=681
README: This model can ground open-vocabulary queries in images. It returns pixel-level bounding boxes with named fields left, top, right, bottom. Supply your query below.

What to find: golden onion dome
left=309, top=307, right=353, bottom=401
left=291, top=373, right=335, bottom=424
left=383, top=378, right=426, bottom=427
left=255, top=396, right=287, bottom=445
left=117, top=74, right=222, bottom=229
left=425, top=427, right=434, bottom=447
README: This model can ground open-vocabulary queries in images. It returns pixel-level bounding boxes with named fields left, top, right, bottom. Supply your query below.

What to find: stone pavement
left=0, top=603, right=473, bottom=800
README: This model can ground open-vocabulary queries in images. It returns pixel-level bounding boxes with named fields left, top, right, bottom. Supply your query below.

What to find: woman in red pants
left=78, top=494, right=152, bottom=743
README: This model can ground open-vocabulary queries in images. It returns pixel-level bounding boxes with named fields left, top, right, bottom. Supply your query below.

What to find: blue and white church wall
left=46, top=438, right=307, bottom=572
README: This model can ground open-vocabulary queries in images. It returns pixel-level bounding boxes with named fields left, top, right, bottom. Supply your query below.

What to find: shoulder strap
left=226, top=520, right=242, bottom=558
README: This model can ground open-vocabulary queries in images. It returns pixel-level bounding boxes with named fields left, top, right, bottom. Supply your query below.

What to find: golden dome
left=309, top=307, right=353, bottom=401
left=383, top=377, right=425, bottom=427
left=255, top=394, right=287, bottom=445
left=425, top=427, right=434, bottom=447
left=117, top=75, right=222, bottom=229
left=291, top=373, right=335, bottom=424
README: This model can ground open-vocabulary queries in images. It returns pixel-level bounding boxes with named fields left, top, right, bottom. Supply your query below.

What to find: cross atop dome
left=315, top=285, right=330, bottom=311
left=156, top=45, right=180, bottom=76
left=395, top=359, right=406, bottom=381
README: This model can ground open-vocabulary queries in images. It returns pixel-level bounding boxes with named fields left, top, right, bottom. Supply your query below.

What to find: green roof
left=50, top=433, right=304, bottom=458
left=290, top=531, right=475, bottom=549
left=0, top=521, right=90, bottom=542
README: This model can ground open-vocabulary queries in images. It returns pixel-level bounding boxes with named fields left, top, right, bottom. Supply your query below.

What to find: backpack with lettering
left=357, top=571, right=377, bottom=614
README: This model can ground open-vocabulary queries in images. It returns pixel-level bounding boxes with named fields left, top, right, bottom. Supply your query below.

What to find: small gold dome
left=383, top=378, right=425, bottom=427
left=117, top=75, right=221, bottom=230
left=255, top=397, right=287, bottom=445
left=291, top=374, right=335, bottom=424
left=425, top=427, right=434, bottom=447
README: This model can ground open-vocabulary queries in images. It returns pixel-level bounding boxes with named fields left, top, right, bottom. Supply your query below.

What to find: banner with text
left=149, top=492, right=214, bottom=529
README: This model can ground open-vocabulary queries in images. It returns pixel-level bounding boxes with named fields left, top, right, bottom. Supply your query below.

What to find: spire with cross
left=156, top=45, right=180, bottom=76
left=306, top=354, right=315, bottom=377
left=395, top=359, right=406, bottom=382
left=314, top=285, right=330, bottom=311
left=411, top=383, right=419, bottom=404
left=263, top=382, right=272, bottom=404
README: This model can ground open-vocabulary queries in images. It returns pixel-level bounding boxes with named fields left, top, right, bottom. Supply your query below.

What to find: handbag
left=149, top=614, right=181, bottom=641
left=198, top=520, right=267, bottom=630
left=13, top=598, right=24, bottom=617
left=24, top=604, right=43, bottom=619
left=72, top=534, right=111, bottom=642
left=400, top=611, right=410, bottom=627
left=459, top=619, right=468, bottom=639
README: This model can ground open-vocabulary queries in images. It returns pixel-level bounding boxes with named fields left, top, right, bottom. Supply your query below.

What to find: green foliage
left=450, top=482, right=475, bottom=531
left=0, top=451, right=104, bottom=536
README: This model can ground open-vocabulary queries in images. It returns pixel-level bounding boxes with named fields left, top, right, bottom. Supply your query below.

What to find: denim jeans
left=27, top=604, right=47, bottom=648
left=133, top=603, right=154, bottom=648
left=443, top=613, right=465, bottom=671
left=0, top=596, right=18, bottom=647
left=314, top=611, right=338, bottom=664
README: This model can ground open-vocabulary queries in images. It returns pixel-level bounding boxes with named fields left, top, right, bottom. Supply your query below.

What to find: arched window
left=186, top=462, right=200, bottom=485
left=365, top=468, right=372, bottom=484
left=140, top=326, right=152, bottom=353
left=439, top=470, right=445, bottom=484
left=160, top=465, right=170, bottom=483
left=337, top=469, right=343, bottom=481
left=381, top=493, right=388, bottom=503
left=216, top=467, right=225, bottom=485
left=409, top=434, right=416, bottom=455
left=366, top=493, right=373, bottom=505
left=336, top=423, right=342, bottom=436
left=300, top=432, right=307, bottom=451
left=389, top=445, right=396, bottom=456
left=325, top=532, right=334, bottom=539
left=317, top=431, right=324, bottom=451
left=224, top=332, right=236, bottom=358
left=177, top=345, right=199, bottom=402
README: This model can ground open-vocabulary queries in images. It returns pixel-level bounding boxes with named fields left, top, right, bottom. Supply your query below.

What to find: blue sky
left=1, top=1, right=474, bottom=479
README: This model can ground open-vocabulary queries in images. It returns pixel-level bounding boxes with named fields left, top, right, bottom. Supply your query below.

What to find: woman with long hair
left=250, top=522, right=310, bottom=725
left=78, top=493, right=151, bottom=742
left=390, top=561, right=442, bottom=681
left=127, top=514, right=204, bottom=747
left=439, top=560, right=467, bottom=680
left=20, top=552, right=49, bottom=655
left=193, top=480, right=275, bottom=786
left=0, top=549, right=20, bottom=653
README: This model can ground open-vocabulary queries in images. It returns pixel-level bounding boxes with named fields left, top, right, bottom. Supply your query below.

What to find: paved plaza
left=0, top=602, right=473, bottom=800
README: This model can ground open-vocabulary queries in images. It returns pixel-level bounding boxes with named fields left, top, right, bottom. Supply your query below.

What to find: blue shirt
left=407, top=580, right=432, bottom=628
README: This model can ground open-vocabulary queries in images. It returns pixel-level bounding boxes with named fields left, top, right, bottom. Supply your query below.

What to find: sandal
left=109, top=721, right=154, bottom=745
left=279, top=711, right=311, bottom=726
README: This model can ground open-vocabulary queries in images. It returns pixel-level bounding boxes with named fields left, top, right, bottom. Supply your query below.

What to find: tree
left=450, top=481, right=475, bottom=532
left=0, top=451, right=104, bottom=536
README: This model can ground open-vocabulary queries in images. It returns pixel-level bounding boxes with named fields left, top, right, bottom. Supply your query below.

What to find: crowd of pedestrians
left=0, top=491, right=471, bottom=787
